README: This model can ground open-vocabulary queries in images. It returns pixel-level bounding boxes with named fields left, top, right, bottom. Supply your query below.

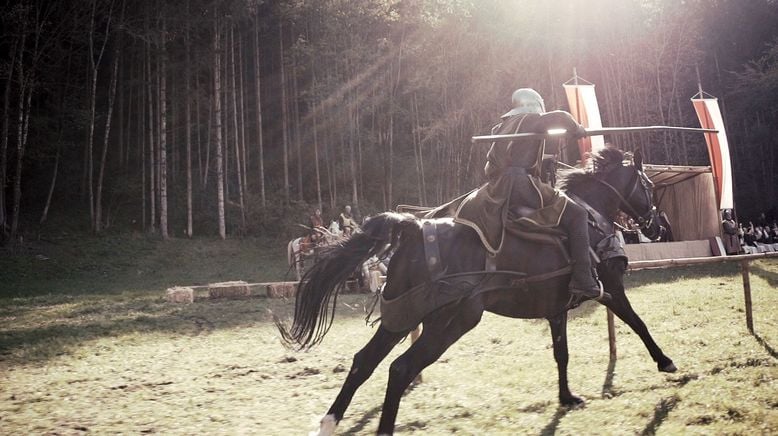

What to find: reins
left=593, top=170, right=655, bottom=230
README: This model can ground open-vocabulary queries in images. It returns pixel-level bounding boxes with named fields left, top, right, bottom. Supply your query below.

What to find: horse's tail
left=276, top=212, right=416, bottom=349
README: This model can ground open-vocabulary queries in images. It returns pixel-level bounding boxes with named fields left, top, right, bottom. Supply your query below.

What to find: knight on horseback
left=454, top=88, right=609, bottom=301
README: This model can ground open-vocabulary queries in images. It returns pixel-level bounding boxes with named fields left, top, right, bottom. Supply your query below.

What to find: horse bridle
left=595, top=167, right=656, bottom=230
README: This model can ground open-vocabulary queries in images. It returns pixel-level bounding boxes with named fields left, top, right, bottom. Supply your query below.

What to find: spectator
left=339, top=205, right=358, bottom=237
left=309, top=208, right=325, bottom=245
left=744, top=222, right=757, bottom=247
left=738, top=222, right=745, bottom=248
left=721, top=209, right=739, bottom=254
left=310, top=208, right=324, bottom=229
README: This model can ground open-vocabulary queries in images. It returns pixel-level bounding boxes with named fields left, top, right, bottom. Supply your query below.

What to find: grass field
left=1, top=235, right=776, bottom=435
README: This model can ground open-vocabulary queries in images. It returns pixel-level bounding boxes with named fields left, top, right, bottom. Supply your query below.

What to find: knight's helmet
left=503, top=88, right=546, bottom=118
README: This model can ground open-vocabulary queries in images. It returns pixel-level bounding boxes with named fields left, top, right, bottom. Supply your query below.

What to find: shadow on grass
left=751, top=262, right=778, bottom=288
left=639, top=395, right=680, bottom=436
left=0, top=293, right=375, bottom=366
left=601, top=356, right=617, bottom=398
left=625, top=262, right=742, bottom=288
left=753, top=333, right=778, bottom=359
left=344, top=405, right=382, bottom=434
left=539, top=406, right=570, bottom=436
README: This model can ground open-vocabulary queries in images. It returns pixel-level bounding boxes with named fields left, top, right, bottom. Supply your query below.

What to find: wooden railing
left=604, top=251, right=778, bottom=358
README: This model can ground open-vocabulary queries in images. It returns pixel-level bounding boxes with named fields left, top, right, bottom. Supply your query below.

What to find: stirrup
left=570, top=280, right=609, bottom=302
left=592, top=280, right=606, bottom=301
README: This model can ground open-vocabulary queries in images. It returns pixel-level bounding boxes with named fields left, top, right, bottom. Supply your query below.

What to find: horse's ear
left=634, top=148, right=644, bottom=171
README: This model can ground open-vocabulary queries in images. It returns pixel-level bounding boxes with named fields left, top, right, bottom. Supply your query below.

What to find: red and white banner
left=691, top=97, right=734, bottom=210
left=563, top=83, right=605, bottom=163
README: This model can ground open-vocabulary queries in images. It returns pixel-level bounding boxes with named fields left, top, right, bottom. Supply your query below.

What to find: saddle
left=378, top=199, right=625, bottom=333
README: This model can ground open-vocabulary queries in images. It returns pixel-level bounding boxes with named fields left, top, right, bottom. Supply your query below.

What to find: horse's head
left=598, top=148, right=662, bottom=240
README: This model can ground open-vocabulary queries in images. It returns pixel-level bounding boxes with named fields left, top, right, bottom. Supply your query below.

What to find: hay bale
left=267, top=282, right=298, bottom=298
left=208, top=281, right=251, bottom=299
left=166, top=286, right=194, bottom=304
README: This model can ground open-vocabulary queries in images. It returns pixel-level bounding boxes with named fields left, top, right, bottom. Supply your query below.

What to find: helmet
left=502, top=88, right=545, bottom=118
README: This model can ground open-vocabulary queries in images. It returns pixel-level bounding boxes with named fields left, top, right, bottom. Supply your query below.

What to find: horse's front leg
left=599, top=259, right=677, bottom=373
left=314, top=326, right=406, bottom=436
left=548, top=312, right=584, bottom=406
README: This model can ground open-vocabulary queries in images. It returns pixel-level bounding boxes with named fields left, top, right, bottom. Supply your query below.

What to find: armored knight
left=455, top=88, right=609, bottom=301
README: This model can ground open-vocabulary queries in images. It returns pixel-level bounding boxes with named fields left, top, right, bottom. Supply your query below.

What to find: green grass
left=0, top=233, right=291, bottom=297
left=0, top=236, right=776, bottom=435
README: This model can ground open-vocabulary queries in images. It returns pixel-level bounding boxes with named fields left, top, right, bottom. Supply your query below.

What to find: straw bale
left=166, top=287, right=194, bottom=304
left=267, top=282, right=298, bottom=298
left=208, top=281, right=251, bottom=299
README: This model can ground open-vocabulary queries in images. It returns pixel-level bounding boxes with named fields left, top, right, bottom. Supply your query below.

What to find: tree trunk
left=203, top=92, right=212, bottom=190
left=237, top=36, right=248, bottom=195
left=214, top=15, right=226, bottom=239
left=87, top=0, right=113, bottom=232
left=40, top=144, right=60, bottom=226
left=253, top=16, right=265, bottom=207
left=158, top=22, right=169, bottom=239
left=310, top=50, right=322, bottom=211
left=279, top=21, right=290, bottom=205
left=349, top=93, right=358, bottom=210
left=195, top=74, right=203, bottom=187
left=323, top=121, right=334, bottom=211
left=141, top=60, right=146, bottom=231
left=10, top=74, right=32, bottom=242
left=229, top=25, right=245, bottom=231
left=117, top=60, right=124, bottom=169
left=0, top=38, right=18, bottom=237
left=386, top=110, right=394, bottom=209
left=292, top=55, right=303, bottom=202
left=185, top=10, right=193, bottom=237
left=146, top=19, right=156, bottom=232
left=95, top=55, right=119, bottom=233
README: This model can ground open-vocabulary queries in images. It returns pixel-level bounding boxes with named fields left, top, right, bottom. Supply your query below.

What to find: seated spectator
left=743, top=222, right=757, bottom=247
left=656, top=210, right=674, bottom=242
left=616, top=212, right=639, bottom=244
left=755, top=226, right=765, bottom=243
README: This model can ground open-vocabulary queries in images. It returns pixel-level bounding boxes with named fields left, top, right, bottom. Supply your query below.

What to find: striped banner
left=691, top=97, right=734, bottom=210
left=563, top=83, right=605, bottom=162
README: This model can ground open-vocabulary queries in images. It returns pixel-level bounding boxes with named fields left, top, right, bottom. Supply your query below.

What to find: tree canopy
left=2, top=0, right=777, bottom=241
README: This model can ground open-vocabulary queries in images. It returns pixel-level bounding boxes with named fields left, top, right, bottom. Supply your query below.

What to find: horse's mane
left=558, top=146, right=627, bottom=191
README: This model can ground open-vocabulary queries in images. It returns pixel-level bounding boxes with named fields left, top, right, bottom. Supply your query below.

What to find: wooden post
left=740, top=259, right=754, bottom=333
left=607, top=308, right=617, bottom=359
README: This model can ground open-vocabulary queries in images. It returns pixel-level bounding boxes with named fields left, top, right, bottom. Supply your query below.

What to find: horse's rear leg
left=315, top=326, right=406, bottom=436
left=377, top=299, right=484, bottom=435
left=548, top=312, right=584, bottom=406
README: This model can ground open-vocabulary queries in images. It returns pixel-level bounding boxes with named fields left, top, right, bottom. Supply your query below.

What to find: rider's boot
left=563, top=204, right=612, bottom=302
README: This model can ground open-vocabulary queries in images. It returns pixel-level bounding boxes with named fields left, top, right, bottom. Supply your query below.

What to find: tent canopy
left=642, top=164, right=712, bottom=188
left=641, top=164, right=720, bottom=241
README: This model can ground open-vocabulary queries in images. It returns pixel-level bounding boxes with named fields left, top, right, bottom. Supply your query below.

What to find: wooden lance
left=471, top=126, right=718, bottom=144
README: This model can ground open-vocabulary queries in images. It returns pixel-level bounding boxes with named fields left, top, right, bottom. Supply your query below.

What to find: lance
left=471, top=126, right=718, bottom=144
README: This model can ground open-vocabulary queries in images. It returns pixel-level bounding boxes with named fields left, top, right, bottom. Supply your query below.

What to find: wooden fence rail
left=604, top=251, right=778, bottom=357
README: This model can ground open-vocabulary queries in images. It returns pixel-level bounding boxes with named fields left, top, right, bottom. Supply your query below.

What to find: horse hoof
left=560, top=394, right=585, bottom=408
left=310, top=414, right=337, bottom=436
left=659, top=361, right=677, bottom=373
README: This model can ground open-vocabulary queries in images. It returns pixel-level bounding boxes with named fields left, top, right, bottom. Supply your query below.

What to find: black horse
left=278, top=147, right=676, bottom=435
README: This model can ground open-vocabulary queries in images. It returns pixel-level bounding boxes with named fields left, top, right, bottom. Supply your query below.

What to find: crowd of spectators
left=308, top=205, right=359, bottom=241
left=727, top=211, right=778, bottom=254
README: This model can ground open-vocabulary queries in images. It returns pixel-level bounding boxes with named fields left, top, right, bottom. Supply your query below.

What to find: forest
left=1, top=0, right=778, bottom=242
